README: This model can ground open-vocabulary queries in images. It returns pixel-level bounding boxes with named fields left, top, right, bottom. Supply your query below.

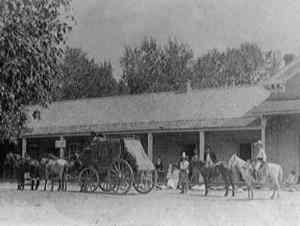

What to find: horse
left=3, top=152, right=16, bottom=179
left=253, top=158, right=283, bottom=199
left=23, top=154, right=41, bottom=190
left=190, top=154, right=235, bottom=197
left=40, top=156, right=69, bottom=191
left=5, top=152, right=26, bottom=190
left=228, top=153, right=283, bottom=200
left=4, top=152, right=40, bottom=190
left=228, top=154, right=255, bottom=199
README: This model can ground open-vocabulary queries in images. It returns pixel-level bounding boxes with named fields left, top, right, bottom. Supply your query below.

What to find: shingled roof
left=264, top=57, right=300, bottom=85
left=24, top=86, right=270, bottom=137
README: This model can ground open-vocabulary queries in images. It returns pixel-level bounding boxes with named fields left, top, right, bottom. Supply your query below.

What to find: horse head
left=253, top=159, right=263, bottom=171
left=228, top=153, right=238, bottom=169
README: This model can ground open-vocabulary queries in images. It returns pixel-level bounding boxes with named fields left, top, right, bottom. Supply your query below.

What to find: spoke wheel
left=111, top=159, right=133, bottom=194
left=98, top=168, right=118, bottom=192
left=133, top=170, right=155, bottom=194
left=78, top=167, right=99, bottom=192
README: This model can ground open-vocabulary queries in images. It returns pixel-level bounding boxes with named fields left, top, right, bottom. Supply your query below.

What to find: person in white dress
left=166, top=164, right=180, bottom=189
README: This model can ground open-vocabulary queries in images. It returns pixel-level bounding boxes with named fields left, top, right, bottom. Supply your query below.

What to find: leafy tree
left=283, top=53, right=296, bottom=66
left=0, top=0, right=73, bottom=141
left=192, top=43, right=282, bottom=88
left=56, top=47, right=118, bottom=100
left=120, top=37, right=193, bottom=94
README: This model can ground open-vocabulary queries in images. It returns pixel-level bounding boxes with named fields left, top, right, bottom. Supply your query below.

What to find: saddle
left=255, top=162, right=268, bottom=182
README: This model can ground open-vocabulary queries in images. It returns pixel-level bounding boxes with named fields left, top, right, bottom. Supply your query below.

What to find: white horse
left=228, top=153, right=283, bottom=200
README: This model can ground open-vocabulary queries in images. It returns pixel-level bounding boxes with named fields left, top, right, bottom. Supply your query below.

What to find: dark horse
left=190, top=156, right=235, bottom=197
left=5, top=152, right=41, bottom=190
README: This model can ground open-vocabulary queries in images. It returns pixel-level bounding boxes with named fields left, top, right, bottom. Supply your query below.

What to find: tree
left=192, top=43, right=282, bottom=88
left=120, top=37, right=193, bottom=94
left=283, top=53, right=296, bottom=66
left=56, top=47, right=118, bottom=100
left=0, top=0, right=73, bottom=141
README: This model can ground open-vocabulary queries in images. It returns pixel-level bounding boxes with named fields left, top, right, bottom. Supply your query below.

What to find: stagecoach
left=78, top=137, right=155, bottom=194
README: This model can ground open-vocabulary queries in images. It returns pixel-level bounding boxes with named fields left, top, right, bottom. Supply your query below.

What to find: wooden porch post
left=147, top=133, right=153, bottom=161
left=22, top=138, right=27, bottom=158
left=199, top=131, right=205, bottom=161
left=59, top=136, right=65, bottom=159
left=261, top=115, right=267, bottom=149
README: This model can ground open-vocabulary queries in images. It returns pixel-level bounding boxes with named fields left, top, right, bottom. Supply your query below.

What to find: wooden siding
left=266, top=114, right=300, bottom=178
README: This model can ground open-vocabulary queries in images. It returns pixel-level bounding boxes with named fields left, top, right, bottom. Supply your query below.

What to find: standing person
left=285, top=170, right=297, bottom=187
left=190, top=148, right=199, bottom=185
left=179, top=152, right=190, bottom=194
left=204, top=146, right=217, bottom=163
left=155, top=156, right=164, bottom=186
left=155, top=156, right=164, bottom=172
left=191, top=148, right=199, bottom=162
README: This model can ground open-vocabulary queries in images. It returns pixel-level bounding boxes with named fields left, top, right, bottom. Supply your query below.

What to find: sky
left=68, top=0, right=300, bottom=77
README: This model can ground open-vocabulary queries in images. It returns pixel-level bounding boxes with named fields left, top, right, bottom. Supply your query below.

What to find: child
left=285, top=170, right=297, bottom=186
left=167, top=164, right=180, bottom=189
left=179, top=152, right=190, bottom=194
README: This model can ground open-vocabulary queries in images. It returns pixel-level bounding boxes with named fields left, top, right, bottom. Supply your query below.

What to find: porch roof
left=251, top=99, right=300, bottom=115
left=24, top=86, right=270, bottom=137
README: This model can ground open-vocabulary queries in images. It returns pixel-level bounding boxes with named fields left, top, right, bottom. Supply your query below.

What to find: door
left=239, top=143, right=252, bottom=161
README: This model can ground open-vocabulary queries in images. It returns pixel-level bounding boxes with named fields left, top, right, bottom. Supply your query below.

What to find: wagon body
left=78, top=137, right=155, bottom=194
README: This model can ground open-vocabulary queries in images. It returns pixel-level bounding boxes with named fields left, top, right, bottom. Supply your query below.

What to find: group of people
left=155, top=139, right=299, bottom=194
left=155, top=145, right=217, bottom=194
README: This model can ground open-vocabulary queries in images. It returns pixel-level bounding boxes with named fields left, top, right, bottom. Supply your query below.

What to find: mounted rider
left=254, top=140, right=267, bottom=181
left=204, top=145, right=217, bottom=167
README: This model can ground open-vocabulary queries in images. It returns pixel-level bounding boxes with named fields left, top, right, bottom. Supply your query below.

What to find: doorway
left=239, top=143, right=252, bottom=161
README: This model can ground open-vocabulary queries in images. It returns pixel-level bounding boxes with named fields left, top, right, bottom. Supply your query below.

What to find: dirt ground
left=0, top=183, right=299, bottom=226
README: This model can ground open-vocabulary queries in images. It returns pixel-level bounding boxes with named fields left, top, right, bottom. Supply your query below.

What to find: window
left=67, top=143, right=81, bottom=161
left=32, top=110, right=41, bottom=120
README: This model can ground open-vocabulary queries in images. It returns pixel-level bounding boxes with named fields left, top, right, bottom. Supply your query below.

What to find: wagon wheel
left=78, top=167, right=99, bottom=192
left=111, top=159, right=133, bottom=194
left=133, top=170, right=155, bottom=194
left=98, top=168, right=118, bottom=193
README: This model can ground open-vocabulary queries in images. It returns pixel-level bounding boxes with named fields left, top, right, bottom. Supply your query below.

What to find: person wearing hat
left=255, top=140, right=267, bottom=162
left=179, top=152, right=190, bottom=194
left=204, top=145, right=217, bottom=163
left=254, top=140, right=267, bottom=182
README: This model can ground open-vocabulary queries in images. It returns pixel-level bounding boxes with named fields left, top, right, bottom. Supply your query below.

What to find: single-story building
left=6, top=58, right=300, bottom=179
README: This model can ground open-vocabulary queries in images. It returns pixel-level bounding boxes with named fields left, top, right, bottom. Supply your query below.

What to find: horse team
left=3, top=151, right=283, bottom=200
left=4, top=152, right=80, bottom=192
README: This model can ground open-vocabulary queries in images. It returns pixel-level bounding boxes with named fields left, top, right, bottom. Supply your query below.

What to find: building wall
left=152, top=130, right=260, bottom=170
left=266, top=114, right=300, bottom=178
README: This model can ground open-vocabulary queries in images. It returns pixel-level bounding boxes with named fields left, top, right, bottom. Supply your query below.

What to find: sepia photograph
left=0, top=0, right=300, bottom=225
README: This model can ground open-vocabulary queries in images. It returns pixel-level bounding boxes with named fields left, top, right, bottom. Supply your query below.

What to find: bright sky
left=68, top=0, right=300, bottom=76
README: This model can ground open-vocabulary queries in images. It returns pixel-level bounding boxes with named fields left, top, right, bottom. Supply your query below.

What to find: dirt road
left=0, top=184, right=299, bottom=226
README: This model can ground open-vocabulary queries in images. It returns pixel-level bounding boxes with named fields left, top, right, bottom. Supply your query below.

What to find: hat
left=255, top=140, right=263, bottom=147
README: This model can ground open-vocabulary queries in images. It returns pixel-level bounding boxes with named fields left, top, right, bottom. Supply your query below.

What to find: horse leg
left=51, top=179, right=54, bottom=191
left=204, top=176, right=209, bottom=196
left=44, top=179, right=47, bottom=191
left=248, top=189, right=250, bottom=200
left=224, top=176, right=229, bottom=197
left=270, top=189, right=275, bottom=200
left=35, top=179, right=40, bottom=190
left=64, top=175, right=67, bottom=192
left=31, top=178, right=35, bottom=191
left=229, top=174, right=235, bottom=197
